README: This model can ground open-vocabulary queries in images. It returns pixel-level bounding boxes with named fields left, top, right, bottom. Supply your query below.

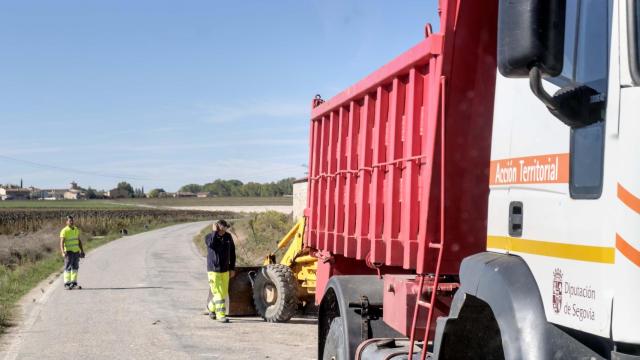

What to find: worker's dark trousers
left=63, top=252, right=80, bottom=284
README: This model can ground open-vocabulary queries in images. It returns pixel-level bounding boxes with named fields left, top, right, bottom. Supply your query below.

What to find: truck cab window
left=630, top=0, right=640, bottom=83
left=550, top=0, right=611, bottom=199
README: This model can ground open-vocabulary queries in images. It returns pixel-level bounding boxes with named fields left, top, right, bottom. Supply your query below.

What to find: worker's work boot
left=71, top=282, right=82, bottom=290
left=208, top=312, right=216, bottom=320
left=64, top=283, right=71, bottom=290
left=218, top=317, right=229, bottom=323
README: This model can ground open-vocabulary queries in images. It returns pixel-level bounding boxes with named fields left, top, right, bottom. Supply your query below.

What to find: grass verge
left=0, top=221, right=183, bottom=335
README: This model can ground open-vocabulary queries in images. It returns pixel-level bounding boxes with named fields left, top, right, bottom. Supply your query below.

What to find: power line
left=0, top=154, right=152, bottom=181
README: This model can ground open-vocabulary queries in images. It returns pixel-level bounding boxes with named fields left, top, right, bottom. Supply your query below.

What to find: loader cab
left=488, top=0, right=640, bottom=354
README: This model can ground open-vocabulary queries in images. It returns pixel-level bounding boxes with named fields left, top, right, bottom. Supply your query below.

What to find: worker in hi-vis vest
left=59, top=215, right=85, bottom=290
left=205, top=219, right=236, bottom=323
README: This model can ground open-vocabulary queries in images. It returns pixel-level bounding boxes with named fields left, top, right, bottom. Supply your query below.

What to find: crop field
left=1, top=208, right=232, bottom=235
left=0, top=197, right=293, bottom=209
left=112, top=196, right=293, bottom=207
left=0, top=200, right=133, bottom=209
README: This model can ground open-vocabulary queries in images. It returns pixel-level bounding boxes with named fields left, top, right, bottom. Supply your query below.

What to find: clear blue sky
left=0, top=1, right=438, bottom=192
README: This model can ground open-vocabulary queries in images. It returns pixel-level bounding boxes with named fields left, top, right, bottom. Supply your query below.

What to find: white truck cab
left=487, top=0, right=640, bottom=355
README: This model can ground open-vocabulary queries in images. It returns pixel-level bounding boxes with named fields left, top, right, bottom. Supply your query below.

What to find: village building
left=0, top=187, right=31, bottom=200
left=106, top=188, right=130, bottom=199
left=38, top=189, right=67, bottom=200
left=63, top=181, right=87, bottom=200
left=292, top=178, right=308, bottom=220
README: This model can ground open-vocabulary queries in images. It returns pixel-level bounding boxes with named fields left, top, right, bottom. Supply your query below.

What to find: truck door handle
left=509, top=201, right=523, bottom=237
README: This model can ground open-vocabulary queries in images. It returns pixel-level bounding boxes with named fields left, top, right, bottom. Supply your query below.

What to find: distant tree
left=148, top=188, right=166, bottom=198
left=276, top=178, right=295, bottom=196
left=183, top=178, right=295, bottom=197
left=179, top=184, right=203, bottom=194
left=86, top=187, right=98, bottom=199
left=242, top=182, right=262, bottom=197
left=116, top=182, right=134, bottom=197
left=133, top=188, right=145, bottom=198
left=202, top=179, right=236, bottom=196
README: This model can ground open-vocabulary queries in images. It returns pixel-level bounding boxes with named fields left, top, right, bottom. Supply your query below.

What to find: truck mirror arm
left=528, top=66, right=604, bottom=128
left=529, top=66, right=558, bottom=110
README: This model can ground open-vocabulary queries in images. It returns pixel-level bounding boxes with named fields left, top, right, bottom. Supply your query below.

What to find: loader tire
left=252, top=264, right=298, bottom=322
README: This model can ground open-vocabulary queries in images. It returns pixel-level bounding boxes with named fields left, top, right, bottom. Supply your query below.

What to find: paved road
left=0, top=222, right=316, bottom=360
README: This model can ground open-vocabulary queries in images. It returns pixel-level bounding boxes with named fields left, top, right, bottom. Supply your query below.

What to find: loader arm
left=263, top=217, right=307, bottom=266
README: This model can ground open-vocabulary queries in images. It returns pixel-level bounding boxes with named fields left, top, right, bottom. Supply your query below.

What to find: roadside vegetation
left=0, top=208, right=230, bottom=334
left=193, top=210, right=295, bottom=266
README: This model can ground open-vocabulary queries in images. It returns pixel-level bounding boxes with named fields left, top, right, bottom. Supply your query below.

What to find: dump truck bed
left=305, top=0, right=498, bottom=277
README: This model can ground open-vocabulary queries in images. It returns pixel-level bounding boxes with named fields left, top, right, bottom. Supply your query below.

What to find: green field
left=0, top=197, right=292, bottom=209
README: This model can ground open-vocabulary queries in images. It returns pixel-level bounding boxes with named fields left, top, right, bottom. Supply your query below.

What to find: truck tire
left=252, top=264, right=298, bottom=322
left=322, top=317, right=346, bottom=360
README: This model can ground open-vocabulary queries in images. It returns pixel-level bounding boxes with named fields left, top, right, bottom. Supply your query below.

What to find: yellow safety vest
left=60, top=226, right=81, bottom=252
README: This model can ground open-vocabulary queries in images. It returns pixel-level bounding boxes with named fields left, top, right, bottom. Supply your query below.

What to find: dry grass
left=0, top=224, right=60, bottom=269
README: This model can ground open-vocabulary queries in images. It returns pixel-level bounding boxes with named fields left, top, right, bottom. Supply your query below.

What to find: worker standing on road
left=205, top=219, right=236, bottom=323
left=59, top=215, right=85, bottom=290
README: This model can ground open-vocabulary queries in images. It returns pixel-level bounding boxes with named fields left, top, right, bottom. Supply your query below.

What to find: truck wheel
left=322, top=316, right=347, bottom=360
left=252, top=264, right=298, bottom=322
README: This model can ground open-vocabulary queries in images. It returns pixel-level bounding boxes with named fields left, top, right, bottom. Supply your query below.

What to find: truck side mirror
left=498, top=0, right=603, bottom=128
left=497, top=0, right=566, bottom=78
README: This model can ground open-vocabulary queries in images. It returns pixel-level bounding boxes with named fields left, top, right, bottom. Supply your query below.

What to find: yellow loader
left=246, top=217, right=317, bottom=322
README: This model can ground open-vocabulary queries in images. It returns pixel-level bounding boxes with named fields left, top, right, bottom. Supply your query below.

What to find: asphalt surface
left=0, top=222, right=316, bottom=360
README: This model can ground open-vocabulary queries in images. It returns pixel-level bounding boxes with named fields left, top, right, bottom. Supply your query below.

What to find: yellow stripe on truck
left=487, top=235, right=615, bottom=264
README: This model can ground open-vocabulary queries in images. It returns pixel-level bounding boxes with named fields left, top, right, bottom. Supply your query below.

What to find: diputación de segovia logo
left=552, top=268, right=563, bottom=314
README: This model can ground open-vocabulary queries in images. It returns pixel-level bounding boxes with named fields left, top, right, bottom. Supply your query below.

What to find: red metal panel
left=324, top=111, right=338, bottom=251
left=308, top=119, right=321, bottom=249
left=317, top=116, right=329, bottom=250
left=401, top=68, right=424, bottom=270
left=344, top=101, right=360, bottom=258
left=355, top=95, right=374, bottom=259
left=384, top=78, right=406, bottom=267
left=369, top=86, right=389, bottom=264
left=333, top=107, right=347, bottom=254
left=416, top=56, right=441, bottom=275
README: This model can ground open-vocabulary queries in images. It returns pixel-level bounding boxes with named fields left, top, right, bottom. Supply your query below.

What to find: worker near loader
left=205, top=219, right=236, bottom=323
left=59, top=215, right=85, bottom=290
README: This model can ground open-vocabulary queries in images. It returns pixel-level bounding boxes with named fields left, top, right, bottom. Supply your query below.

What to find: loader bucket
left=206, top=266, right=259, bottom=316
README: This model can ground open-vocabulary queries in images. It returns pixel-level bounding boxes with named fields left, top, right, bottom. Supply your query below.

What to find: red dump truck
left=305, top=0, right=640, bottom=359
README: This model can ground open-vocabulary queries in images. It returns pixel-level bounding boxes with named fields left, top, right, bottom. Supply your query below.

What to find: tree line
left=147, top=178, right=296, bottom=198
